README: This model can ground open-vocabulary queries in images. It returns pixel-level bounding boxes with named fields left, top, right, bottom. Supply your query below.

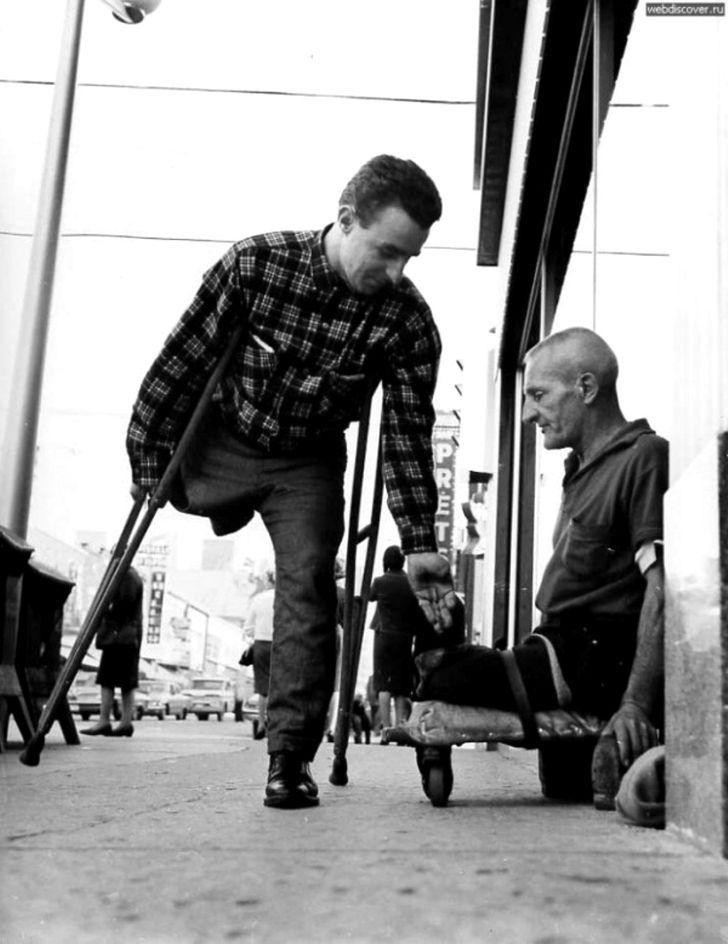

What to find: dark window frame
left=487, top=0, right=636, bottom=644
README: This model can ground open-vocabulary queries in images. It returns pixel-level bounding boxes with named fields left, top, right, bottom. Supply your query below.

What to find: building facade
left=471, top=0, right=728, bottom=852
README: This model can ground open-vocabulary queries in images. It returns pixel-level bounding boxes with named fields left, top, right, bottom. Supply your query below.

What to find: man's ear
left=338, top=205, right=356, bottom=233
left=578, top=371, right=599, bottom=404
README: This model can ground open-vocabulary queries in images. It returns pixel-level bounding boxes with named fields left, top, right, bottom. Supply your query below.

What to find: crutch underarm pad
left=384, top=700, right=605, bottom=747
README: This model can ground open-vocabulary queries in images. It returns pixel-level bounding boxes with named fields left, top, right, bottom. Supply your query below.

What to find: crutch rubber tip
left=19, top=734, right=44, bottom=767
left=329, top=757, right=348, bottom=786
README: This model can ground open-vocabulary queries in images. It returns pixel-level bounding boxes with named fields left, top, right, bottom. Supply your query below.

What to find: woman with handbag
left=81, top=565, right=144, bottom=738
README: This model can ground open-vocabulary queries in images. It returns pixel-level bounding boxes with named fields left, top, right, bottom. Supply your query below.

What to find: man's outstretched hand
left=603, top=699, right=659, bottom=767
left=407, top=551, right=457, bottom=632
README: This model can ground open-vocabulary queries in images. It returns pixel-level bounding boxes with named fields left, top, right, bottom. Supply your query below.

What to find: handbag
left=239, top=644, right=254, bottom=666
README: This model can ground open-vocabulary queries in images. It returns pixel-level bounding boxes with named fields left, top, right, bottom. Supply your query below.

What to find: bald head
left=524, top=327, right=619, bottom=399
left=522, top=328, right=625, bottom=456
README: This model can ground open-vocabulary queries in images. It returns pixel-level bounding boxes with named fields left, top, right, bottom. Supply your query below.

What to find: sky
left=0, top=0, right=497, bottom=566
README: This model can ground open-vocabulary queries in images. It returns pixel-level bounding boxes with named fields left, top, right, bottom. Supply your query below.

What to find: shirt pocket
left=560, top=520, right=617, bottom=578
left=237, top=344, right=277, bottom=403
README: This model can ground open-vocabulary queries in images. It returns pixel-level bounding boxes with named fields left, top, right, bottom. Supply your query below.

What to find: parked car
left=183, top=677, right=234, bottom=721
left=71, top=676, right=149, bottom=721
left=138, top=680, right=190, bottom=720
left=241, top=693, right=260, bottom=724
left=233, top=666, right=254, bottom=722
left=67, top=673, right=97, bottom=717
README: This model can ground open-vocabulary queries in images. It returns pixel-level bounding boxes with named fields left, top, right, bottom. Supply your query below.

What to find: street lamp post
left=0, top=0, right=161, bottom=538
left=0, top=0, right=86, bottom=538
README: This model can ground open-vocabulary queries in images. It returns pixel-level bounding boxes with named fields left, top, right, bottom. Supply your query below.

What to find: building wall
left=496, top=0, right=550, bottom=320
left=662, top=14, right=728, bottom=854
left=490, top=0, right=728, bottom=852
left=536, top=7, right=677, bottom=600
left=564, top=7, right=728, bottom=853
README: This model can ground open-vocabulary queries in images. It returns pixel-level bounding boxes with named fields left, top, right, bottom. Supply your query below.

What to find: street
left=69, top=708, right=262, bottom=751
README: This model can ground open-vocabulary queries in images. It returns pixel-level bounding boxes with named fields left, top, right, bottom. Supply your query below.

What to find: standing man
left=369, top=544, right=421, bottom=732
left=127, top=155, right=457, bottom=809
left=417, top=327, right=667, bottom=792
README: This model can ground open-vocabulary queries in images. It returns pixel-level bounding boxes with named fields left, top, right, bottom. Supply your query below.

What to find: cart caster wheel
left=416, top=746, right=453, bottom=807
left=425, top=764, right=451, bottom=807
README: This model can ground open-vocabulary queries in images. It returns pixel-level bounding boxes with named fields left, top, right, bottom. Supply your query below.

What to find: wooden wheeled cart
left=327, top=404, right=623, bottom=810
left=383, top=698, right=623, bottom=809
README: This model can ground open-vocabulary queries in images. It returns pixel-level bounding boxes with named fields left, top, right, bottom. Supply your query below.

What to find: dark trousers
left=416, top=616, right=639, bottom=721
left=176, top=418, right=346, bottom=759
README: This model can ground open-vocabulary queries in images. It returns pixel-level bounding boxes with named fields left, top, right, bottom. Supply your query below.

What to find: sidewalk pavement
left=3, top=721, right=728, bottom=944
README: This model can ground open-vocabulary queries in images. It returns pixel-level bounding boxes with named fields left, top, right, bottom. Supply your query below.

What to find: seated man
left=417, top=327, right=667, bottom=776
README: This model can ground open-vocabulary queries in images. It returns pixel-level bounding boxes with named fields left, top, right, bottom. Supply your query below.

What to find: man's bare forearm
left=621, top=562, right=664, bottom=720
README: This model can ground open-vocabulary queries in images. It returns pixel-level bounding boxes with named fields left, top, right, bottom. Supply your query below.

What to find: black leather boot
left=264, top=752, right=319, bottom=809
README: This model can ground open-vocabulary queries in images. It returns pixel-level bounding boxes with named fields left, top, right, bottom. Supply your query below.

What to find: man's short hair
left=339, top=155, right=442, bottom=229
left=383, top=545, right=405, bottom=571
left=525, top=327, right=619, bottom=396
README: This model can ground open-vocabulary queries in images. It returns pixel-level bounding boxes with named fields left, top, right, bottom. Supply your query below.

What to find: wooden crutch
left=329, top=385, right=384, bottom=786
left=20, top=321, right=246, bottom=766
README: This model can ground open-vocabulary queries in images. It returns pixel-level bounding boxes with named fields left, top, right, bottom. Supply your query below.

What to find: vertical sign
left=137, top=542, right=169, bottom=646
left=433, top=413, right=459, bottom=567
left=146, top=570, right=165, bottom=644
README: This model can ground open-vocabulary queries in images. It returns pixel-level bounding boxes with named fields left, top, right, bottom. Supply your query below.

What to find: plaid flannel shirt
left=126, top=228, right=441, bottom=554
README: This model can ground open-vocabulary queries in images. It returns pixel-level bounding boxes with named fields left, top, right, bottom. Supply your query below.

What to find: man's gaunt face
left=522, top=350, right=587, bottom=453
left=336, top=203, right=429, bottom=296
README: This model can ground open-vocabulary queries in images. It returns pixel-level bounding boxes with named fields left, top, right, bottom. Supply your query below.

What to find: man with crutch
left=126, top=155, right=458, bottom=809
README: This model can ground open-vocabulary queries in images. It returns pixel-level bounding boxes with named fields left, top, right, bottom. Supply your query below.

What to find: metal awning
left=473, top=0, right=528, bottom=266
left=474, top=0, right=640, bottom=359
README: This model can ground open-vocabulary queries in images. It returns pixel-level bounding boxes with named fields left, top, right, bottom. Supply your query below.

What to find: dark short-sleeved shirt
left=126, top=228, right=441, bottom=553
left=535, top=419, right=668, bottom=620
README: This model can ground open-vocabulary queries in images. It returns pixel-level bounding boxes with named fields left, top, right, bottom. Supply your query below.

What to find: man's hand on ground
left=407, top=552, right=457, bottom=632
left=603, top=700, right=659, bottom=767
